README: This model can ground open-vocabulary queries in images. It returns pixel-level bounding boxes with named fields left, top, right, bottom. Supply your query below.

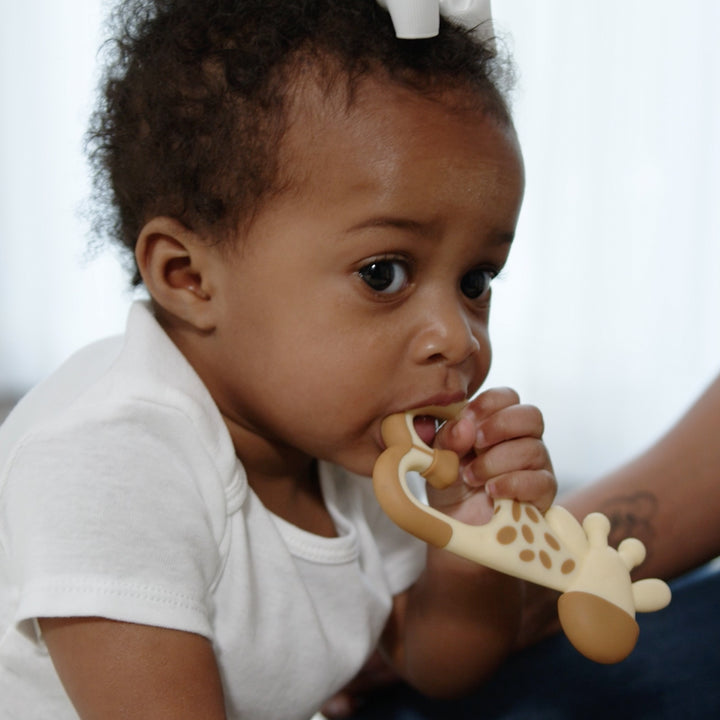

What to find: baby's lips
left=407, top=400, right=468, bottom=448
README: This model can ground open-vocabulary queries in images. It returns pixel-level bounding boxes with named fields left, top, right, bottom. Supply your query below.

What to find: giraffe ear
left=544, top=506, right=588, bottom=557
left=631, top=578, right=672, bottom=613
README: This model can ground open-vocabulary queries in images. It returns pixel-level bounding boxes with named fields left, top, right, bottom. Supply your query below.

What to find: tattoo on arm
left=599, top=491, right=658, bottom=563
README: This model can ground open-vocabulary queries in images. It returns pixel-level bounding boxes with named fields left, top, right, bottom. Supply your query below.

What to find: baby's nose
left=410, top=297, right=481, bottom=367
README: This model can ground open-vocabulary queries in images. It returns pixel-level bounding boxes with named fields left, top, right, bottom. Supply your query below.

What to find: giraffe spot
left=539, top=550, right=552, bottom=569
left=561, top=559, right=576, bottom=574
left=519, top=549, right=535, bottom=562
left=512, top=501, right=522, bottom=522
left=521, top=524, right=534, bottom=543
left=545, top=533, right=561, bottom=551
left=525, top=506, right=540, bottom=523
left=497, top=526, right=517, bottom=545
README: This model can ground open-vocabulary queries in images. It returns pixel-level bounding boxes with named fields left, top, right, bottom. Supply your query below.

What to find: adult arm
left=39, top=617, right=227, bottom=720
left=520, top=371, right=720, bottom=647
left=565, top=371, right=720, bottom=580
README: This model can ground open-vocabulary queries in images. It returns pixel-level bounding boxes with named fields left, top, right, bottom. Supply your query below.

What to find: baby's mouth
left=413, top=415, right=441, bottom=447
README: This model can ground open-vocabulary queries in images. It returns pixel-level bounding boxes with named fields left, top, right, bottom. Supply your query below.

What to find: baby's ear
left=135, top=217, right=216, bottom=331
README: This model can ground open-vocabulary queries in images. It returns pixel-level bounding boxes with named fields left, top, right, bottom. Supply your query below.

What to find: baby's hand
left=429, top=388, right=556, bottom=525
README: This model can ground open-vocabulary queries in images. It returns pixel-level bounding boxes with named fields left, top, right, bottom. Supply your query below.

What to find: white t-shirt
left=0, top=301, right=425, bottom=720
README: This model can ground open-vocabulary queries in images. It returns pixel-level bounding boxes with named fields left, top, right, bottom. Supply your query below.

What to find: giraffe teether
left=372, top=405, right=671, bottom=664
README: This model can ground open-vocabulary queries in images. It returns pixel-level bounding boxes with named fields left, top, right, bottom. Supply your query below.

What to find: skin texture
left=41, top=72, right=557, bottom=716
left=39, top=618, right=227, bottom=720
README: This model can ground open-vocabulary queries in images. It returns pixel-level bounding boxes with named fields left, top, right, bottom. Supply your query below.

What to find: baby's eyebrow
left=346, top=216, right=428, bottom=235
left=347, top=217, right=515, bottom=241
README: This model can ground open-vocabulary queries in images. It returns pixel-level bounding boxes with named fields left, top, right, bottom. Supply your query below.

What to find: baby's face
left=205, top=74, right=524, bottom=477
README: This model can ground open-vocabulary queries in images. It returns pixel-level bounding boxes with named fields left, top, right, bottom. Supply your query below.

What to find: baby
left=0, top=2, right=555, bottom=718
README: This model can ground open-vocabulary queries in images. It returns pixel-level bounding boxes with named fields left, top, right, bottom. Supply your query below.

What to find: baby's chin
left=332, top=416, right=440, bottom=478
left=320, top=442, right=384, bottom=480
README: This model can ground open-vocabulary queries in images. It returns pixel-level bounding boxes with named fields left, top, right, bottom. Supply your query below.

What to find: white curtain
left=0, top=1, right=135, bottom=396
left=487, top=1, right=720, bottom=485
left=1, top=1, right=719, bottom=488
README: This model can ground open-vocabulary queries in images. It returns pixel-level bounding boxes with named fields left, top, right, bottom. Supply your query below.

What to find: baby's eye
left=357, top=259, right=410, bottom=294
left=460, top=268, right=494, bottom=299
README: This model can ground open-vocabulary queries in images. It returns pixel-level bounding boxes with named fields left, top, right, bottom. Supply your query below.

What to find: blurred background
left=1, top=1, right=719, bottom=490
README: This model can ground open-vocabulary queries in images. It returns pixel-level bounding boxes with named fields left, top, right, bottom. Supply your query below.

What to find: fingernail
left=462, top=465, right=479, bottom=486
left=475, top=428, right=487, bottom=448
left=450, top=416, right=472, bottom=441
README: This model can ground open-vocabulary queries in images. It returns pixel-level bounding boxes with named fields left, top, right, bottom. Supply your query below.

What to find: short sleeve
left=1, top=405, right=228, bottom=640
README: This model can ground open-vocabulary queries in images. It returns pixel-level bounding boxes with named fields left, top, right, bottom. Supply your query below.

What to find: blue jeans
left=350, top=563, right=720, bottom=719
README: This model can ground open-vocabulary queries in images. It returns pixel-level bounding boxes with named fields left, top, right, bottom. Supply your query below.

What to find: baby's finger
left=433, top=412, right=476, bottom=459
left=434, top=387, right=521, bottom=456
left=474, top=403, right=545, bottom=451
left=463, top=436, right=551, bottom=486
left=465, top=387, right=521, bottom=422
left=485, top=469, right=557, bottom=513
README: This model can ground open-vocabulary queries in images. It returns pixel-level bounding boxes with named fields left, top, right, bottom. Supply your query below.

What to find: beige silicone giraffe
left=372, top=404, right=672, bottom=664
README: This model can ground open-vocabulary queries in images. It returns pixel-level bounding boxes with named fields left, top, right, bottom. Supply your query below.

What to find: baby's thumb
left=434, top=411, right=476, bottom=457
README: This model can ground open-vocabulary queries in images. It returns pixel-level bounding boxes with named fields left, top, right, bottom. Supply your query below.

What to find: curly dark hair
left=87, top=0, right=515, bottom=284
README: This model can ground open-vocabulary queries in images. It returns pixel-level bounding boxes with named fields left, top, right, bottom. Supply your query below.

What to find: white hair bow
left=377, top=0, right=493, bottom=40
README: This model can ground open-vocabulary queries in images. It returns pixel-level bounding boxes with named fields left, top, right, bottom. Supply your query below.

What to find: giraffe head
left=557, top=513, right=671, bottom=663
